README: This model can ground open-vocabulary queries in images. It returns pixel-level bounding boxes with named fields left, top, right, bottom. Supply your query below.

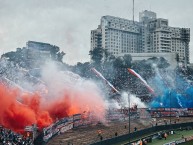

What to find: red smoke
left=0, top=81, right=106, bottom=133
left=0, top=84, right=53, bottom=132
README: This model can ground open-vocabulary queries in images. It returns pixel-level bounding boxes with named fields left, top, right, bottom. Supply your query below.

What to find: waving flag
left=91, top=68, right=119, bottom=93
left=128, top=68, right=154, bottom=93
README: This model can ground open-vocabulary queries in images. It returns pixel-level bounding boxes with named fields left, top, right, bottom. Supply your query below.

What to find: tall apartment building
left=91, top=25, right=102, bottom=51
left=142, top=14, right=190, bottom=63
left=91, top=10, right=190, bottom=64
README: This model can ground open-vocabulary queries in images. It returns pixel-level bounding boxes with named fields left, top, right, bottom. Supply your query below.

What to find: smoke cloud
left=148, top=65, right=193, bottom=108
left=120, top=92, right=146, bottom=108
left=0, top=61, right=106, bottom=132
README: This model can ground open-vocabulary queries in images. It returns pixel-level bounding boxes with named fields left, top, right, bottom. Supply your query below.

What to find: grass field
left=180, top=140, right=193, bottom=145
left=116, top=130, right=193, bottom=145
left=148, top=130, right=193, bottom=145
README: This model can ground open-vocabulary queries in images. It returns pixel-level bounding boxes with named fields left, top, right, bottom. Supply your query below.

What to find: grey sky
left=0, top=0, right=192, bottom=64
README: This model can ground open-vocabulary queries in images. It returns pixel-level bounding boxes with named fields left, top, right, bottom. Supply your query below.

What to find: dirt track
left=47, top=117, right=193, bottom=145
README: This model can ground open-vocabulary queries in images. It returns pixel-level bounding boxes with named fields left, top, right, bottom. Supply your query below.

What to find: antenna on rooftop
left=133, top=0, right=135, bottom=23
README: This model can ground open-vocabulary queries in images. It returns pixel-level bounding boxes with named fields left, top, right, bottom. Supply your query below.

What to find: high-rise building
left=142, top=17, right=190, bottom=63
left=91, top=15, right=144, bottom=56
left=90, top=25, right=102, bottom=51
left=91, top=10, right=190, bottom=64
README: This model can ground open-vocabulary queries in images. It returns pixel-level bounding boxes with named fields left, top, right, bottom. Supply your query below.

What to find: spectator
left=0, top=125, right=33, bottom=145
left=97, top=130, right=102, bottom=137
left=182, top=135, right=184, bottom=139
left=177, top=116, right=180, bottom=122
left=139, top=139, right=142, bottom=145
left=158, top=132, right=162, bottom=140
left=142, top=139, right=147, bottom=145
left=134, top=127, right=137, bottom=132
left=164, top=133, right=167, bottom=140
left=115, top=132, right=118, bottom=136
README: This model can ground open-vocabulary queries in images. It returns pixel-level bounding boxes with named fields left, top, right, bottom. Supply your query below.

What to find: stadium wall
left=90, top=122, right=193, bottom=145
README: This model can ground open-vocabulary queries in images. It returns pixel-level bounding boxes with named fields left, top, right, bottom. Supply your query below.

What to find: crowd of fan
left=0, top=126, right=33, bottom=145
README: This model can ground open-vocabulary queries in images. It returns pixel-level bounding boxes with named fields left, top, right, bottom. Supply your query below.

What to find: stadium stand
left=0, top=126, right=33, bottom=145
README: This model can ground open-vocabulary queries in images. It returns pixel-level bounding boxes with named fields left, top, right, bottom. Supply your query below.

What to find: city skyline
left=0, top=0, right=192, bottom=64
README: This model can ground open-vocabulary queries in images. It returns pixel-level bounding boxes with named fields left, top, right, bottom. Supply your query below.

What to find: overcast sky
left=0, top=0, right=192, bottom=64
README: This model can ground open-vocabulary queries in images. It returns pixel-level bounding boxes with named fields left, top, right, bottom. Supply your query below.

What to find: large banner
left=106, top=108, right=193, bottom=120
left=43, top=124, right=54, bottom=142
left=146, top=108, right=193, bottom=118
left=139, top=108, right=151, bottom=119
left=73, top=114, right=82, bottom=128
left=60, top=123, right=73, bottom=134
left=43, top=116, right=74, bottom=142
left=107, top=108, right=140, bottom=121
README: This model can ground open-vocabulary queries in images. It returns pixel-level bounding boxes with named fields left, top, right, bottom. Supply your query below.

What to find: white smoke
left=120, top=92, right=147, bottom=108
left=40, top=61, right=107, bottom=123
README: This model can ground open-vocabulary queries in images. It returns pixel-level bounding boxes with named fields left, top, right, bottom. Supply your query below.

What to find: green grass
left=148, top=130, right=193, bottom=145
left=115, top=130, right=193, bottom=145
left=180, top=141, right=193, bottom=145
left=114, top=131, right=161, bottom=145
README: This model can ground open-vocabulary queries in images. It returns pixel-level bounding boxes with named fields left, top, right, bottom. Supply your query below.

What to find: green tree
left=123, top=54, right=132, bottom=68
left=89, top=47, right=104, bottom=65
left=57, top=51, right=65, bottom=62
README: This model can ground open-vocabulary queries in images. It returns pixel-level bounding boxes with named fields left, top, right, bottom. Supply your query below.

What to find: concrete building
left=91, top=15, right=143, bottom=55
left=26, top=41, right=59, bottom=52
left=139, top=10, right=156, bottom=23
left=26, top=41, right=59, bottom=68
left=142, top=16, right=190, bottom=64
left=90, top=25, right=102, bottom=51
left=91, top=10, right=190, bottom=65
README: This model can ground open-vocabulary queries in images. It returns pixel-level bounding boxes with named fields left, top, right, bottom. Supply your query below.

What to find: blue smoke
left=149, top=72, right=193, bottom=108
left=149, top=89, right=193, bottom=108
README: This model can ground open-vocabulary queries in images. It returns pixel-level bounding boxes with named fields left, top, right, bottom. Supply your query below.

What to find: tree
left=89, top=47, right=104, bottom=65
left=123, top=54, right=132, bottom=68
left=50, top=46, right=60, bottom=60
left=103, top=49, right=111, bottom=62
left=73, top=62, right=91, bottom=78
left=113, top=57, right=124, bottom=68
left=57, top=51, right=65, bottom=62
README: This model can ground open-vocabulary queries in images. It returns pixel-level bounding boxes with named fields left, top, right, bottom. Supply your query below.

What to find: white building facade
left=91, top=10, right=190, bottom=64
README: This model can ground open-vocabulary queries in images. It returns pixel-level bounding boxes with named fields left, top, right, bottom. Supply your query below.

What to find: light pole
left=169, top=90, right=172, bottom=129
left=128, top=93, right=131, bottom=145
